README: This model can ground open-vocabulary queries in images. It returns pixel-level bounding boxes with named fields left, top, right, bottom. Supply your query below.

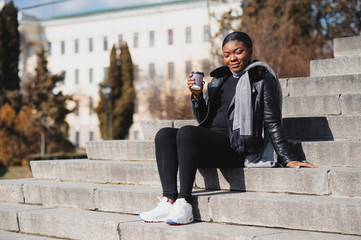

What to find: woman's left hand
left=286, top=161, right=318, bottom=168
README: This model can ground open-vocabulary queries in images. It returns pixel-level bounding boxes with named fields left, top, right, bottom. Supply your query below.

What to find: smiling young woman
left=222, top=41, right=252, bottom=73
left=139, top=31, right=317, bottom=225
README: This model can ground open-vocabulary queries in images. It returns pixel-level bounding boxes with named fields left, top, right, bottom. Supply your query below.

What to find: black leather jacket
left=191, top=65, right=294, bottom=167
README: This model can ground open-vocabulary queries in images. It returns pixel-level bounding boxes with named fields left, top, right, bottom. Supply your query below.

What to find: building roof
left=44, top=0, right=203, bottom=21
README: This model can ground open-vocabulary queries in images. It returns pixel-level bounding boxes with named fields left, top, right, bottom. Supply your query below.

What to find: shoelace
left=157, top=196, right=166, bottom=206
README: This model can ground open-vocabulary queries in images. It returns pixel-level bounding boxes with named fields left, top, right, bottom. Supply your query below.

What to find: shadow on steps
left=283, top=116, right=334, bottom=141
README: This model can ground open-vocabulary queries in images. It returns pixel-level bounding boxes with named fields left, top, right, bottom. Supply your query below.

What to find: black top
left=209, top=75, right=239, bottom=134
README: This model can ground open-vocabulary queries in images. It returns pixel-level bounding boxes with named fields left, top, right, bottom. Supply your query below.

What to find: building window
left=61, top=70, right=66, bottom=84
left=185, top=27, right=191, bottom=44
left=75, top=100, right=79, bottom=116
left=27, top=44, right=33, bottom=57
left=222, top=29, right=228, bottom=38
left=133, top=32, right=139, bottom=48
left=75, top=69, right=79, bottom=84
left=104, top=67, right=108, bottom=82
left=149, top=63, right=155, bottom=81
left=75, top=131, right=79, bottom=148
left=89, top=38, right=93, bottom=52
left=103, top=36, right=108, bottom=51
left=203, top=25, right=211, bottom=42
left=133, top=65, right=139, bottom=82
left=47, top=42, right=52, bottom=55
left=149, top=31, right=155, bottom=47
left=202, top=59, right=211, bottom=77
left=74, top=39, right=79, bottom=53
left=134, top=97, right=138, bottom=114
left=168, top=29, right=173, bottom=45
left=185, top=61, right=192, bottom=75
left=118, top=34, right=123, bottom=47
left=89, top=97, right=93, bottom=115
left=89, top=68, right=93, bottom=83
left=168, top=62, right=174, bottom=80
left=89, top=131, right=94, bottom=141
left=61, top=40, right=65, bottom=54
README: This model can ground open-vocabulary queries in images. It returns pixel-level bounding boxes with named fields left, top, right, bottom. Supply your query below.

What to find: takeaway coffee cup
left=190, top=71, right=204, bottom=90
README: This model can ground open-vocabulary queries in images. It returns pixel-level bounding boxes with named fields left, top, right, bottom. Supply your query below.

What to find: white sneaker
left=165, top=198, right=194, bottom=225
left=139, top=197, right=173, bottom=223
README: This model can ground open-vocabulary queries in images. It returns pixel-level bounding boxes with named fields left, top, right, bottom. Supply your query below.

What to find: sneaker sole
left=165, top=218, right=193, bottom=225
left=139, top=216, right=165, bottom=223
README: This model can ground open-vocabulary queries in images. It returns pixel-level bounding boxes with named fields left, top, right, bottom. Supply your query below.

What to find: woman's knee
left=155, top=127, right=177, bottom=144
left=176, top=125, right=199, bottom=142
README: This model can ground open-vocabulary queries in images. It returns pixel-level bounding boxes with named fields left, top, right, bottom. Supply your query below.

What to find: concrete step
left=281, top=74, right=361, bottom=97
left=84, top=139, right=360, bottom=167
left=0, top=202, right=359, bottom=240
left=334, top=35, right=361, bottom=58
left=1, top=184, right=360, bottom=235
left=86, top=139, right=156, bottom=161
left=27, top=160, right=361, bottom=197
left=0, top=230, right=65, bottom=240
left=135, top=115, right=361, bottom=143
left=283, top=93, right=361, bottom=117
left=155, top=116, right=361, bottom=141
left=140, top=119, right=198, bottom=140
left=30, top=160, right=160, bottom=185
left=283, top=115, right=361, bottom=141
left=120, top=220, right=361, bottom=240
left=0, top=203, right=137, bottom=240
left=301, top=140, right=361, bottom=167
left=310, top=56, right=361, bottom=77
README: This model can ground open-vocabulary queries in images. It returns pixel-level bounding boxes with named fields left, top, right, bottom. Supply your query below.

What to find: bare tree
left=147, top=83, right=194, bottom=120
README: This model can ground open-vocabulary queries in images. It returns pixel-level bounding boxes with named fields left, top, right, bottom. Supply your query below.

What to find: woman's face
left=222, top=40, right=252, bottom=72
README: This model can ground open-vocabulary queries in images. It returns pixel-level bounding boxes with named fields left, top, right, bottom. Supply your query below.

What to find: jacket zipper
left=199, top=100, right=211, bottom=126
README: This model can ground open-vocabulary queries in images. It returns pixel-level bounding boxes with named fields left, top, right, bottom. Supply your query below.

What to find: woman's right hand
left=187, top=73, right=204, bottom=99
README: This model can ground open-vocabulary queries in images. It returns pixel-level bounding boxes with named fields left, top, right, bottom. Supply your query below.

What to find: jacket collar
left=210, top=60, right=259, bottom=78
left=210, top=65, right=231, bottom=78
left=211, top=60, right=267, bottom=84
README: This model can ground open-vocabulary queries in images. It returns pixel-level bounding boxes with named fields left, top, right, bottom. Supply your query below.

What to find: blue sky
left=11, top=0, right=178, bottom=19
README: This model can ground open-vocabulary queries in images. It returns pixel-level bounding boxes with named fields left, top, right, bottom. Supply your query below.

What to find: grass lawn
left=0, top=166, right=33, bottom=179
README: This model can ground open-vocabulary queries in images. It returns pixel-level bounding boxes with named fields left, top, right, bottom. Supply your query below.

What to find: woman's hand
left=286, top=161, right=318, bottom=168
left=187, top=73, right=204, bottom=99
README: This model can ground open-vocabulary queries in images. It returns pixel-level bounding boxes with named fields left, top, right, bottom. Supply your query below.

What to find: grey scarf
left=232, top=61, right=280, bottom=135
left=230, top=61, right=282, bottom=167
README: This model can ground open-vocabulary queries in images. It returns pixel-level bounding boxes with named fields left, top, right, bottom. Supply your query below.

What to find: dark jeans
left=155, top=125, right=243, bottom=202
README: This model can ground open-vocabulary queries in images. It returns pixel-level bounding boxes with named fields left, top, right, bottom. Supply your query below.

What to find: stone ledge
left=283, top=93, right=361, bottom=117
left=301, top=141, right=361, bottom=167
left=310, top=56, right=361, bottom=77
left=121, top=219, right=361, bottom=240
left=0, top=230, right=64, bottom=240
left=82, top=138, right=361, bottom=166
left=17, top=207, right=136, bottom=240
left=334, top=36, right=361, bottom=58
left=2, top=172, right=361, bottom=214
left=27, top=160, right=361, bottom=197
left=283, top=94, right=341, bottom=116
left=0, top=204, right=49, bottom=232
left=86, top=140, right=155, bottom=160
left=283, top=115, right=361, bottom=141
left=1, top=189, right=361, bottom=236
left=206, top=191, right=361, bottom=235
left=140, top=119, right=198, bottom=140
left=283, top=74, right=361, bottom=97
left=1, top=202, right=360, bottom=240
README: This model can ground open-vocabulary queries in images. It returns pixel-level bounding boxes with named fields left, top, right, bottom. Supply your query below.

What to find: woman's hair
left=222, top=31, right=253, bottom=49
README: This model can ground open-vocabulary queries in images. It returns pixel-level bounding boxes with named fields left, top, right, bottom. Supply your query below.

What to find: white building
left=19, top=0, right=242, bottom=149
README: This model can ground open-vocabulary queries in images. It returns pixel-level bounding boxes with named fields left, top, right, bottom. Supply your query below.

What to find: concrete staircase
left=1, top=36, right=361, bottom=240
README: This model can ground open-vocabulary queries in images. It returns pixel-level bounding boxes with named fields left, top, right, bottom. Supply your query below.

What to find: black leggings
left=155, top=125, right=243, bottom=202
